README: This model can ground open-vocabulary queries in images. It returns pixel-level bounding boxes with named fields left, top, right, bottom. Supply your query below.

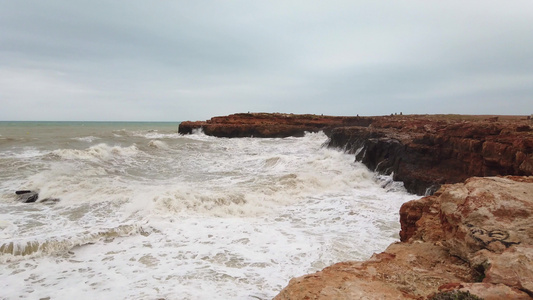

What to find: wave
left=0, top=224, right=142, bottom=262
left=0, top=147, right=47, bottom=159
left=110, top=128, right=182, bottom=140
left=51, top=143, right=141, bottom=161
left=139, top=132, right=182, bottom=139
left=72, top=136, right=100, bottom=143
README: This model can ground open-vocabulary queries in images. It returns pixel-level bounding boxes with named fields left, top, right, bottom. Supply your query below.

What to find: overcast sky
left=1, top=1, right=532, bottom=121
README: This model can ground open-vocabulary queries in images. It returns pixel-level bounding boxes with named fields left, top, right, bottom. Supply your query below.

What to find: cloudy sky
left=1, top=1, right=532, bottom=121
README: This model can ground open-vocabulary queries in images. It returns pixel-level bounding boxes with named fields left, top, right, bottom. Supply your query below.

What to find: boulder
left=15, top=190, right=38, bottom=203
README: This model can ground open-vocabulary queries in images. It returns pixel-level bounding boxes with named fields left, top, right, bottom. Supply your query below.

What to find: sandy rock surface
left=275, top=176, right=533, bottom=299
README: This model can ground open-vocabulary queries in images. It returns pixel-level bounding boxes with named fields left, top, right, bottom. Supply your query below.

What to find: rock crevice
left=178, top=112, right=373, bottom=138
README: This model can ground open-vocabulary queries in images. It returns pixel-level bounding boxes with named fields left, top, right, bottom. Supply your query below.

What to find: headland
left=179, top=113, right=533, bottom=299
left=180, top=113, right=533, bottom=195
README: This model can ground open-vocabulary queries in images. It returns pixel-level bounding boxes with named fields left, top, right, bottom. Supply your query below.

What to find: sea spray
left=0, top=122, right=416, bottom=299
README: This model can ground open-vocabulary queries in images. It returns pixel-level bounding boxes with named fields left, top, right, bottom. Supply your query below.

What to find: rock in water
left=40, top=198, right=60, bottom=204
left=16, top=191, right=38, bottom=203
left=15, top=190, right=32, bottom=195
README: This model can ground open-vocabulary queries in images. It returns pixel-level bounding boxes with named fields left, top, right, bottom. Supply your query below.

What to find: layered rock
left=275, top=176, right=533, bottom=299
left=327, top=115, right=533, bottom=195
left=180, top=114, right=533, bottom=195
left=178, top=113, right=372, bottom=138
left=15, top=190, right=38, bottom=203
left=179, top=113, right=533, bottom=298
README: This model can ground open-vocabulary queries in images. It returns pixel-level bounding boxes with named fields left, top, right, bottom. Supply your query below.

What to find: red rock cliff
left=179, top=113, right=533, bottom=299
left=178, top=113, right=372, bottom=137
left=327, top=115, right=533, bottom=194
left=180, top=113, right=533, bottom=195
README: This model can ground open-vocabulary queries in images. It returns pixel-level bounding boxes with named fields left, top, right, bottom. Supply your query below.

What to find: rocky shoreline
left=178, top=112, right=372, bottom=138
left=179, top=113, right=533, bottom=299
left=275, top=176, right=533, bottom=299
left=180, top=113, right=533, bottom=195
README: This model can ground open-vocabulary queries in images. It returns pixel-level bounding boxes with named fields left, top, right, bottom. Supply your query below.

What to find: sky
left=1, top=1, right=533, bottom=121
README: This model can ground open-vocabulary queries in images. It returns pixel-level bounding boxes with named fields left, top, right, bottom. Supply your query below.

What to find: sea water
left=0, top=122, right=416, bottom=300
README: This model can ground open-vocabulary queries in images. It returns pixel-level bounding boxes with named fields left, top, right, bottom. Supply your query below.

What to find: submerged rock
left=40, top=198, right=60, bottom=204
left=15, top=190, right=32, bottom=195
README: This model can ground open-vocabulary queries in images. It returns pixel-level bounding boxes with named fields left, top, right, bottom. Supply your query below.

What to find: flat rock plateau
left=180, top=113, right=533, bottom=299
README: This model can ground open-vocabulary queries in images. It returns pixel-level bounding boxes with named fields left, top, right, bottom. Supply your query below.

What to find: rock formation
left=275, top=176, right=533, bottom=299
left=178, top=113, right=372, bottom=138
left=326, top=115, right=533, bottom=195
left=15, top=190, right=38, bottom=203
left=179, top=113, right=533, bottom=195
left=179, top=113, right=533, bottom=299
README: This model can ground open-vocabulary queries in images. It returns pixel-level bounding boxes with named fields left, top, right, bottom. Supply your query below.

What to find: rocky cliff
left=326, top=115, right=533, bottom=195
left=179, top=113, right=533, bottom=299
left=178, top=113, right=372, bottom=138
left=275, top=176, right=533, bottom=299
left=180, top=114, right=533, bottom=195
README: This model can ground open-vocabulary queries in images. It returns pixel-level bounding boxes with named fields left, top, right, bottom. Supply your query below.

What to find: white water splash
left=0, top=126, right=417, bottom=299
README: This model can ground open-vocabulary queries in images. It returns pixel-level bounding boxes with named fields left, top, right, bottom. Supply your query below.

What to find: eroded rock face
left=178, top=113, right=373, bottom=138
left=274, top=242, right=475, bottom=300
left=438, top=177, right=533, bottom=258
left=180, top=114, right=533, bottom=195
left=274, top=177, right=533, bottom=299
left=328, top=116, right=533, bottom=195
left=401, top=176, right=533, bottom=297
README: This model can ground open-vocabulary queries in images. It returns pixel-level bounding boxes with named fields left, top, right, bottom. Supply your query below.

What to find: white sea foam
left=140, top=132, right=182, bottom=139
left=72, top=136, right=100, bottom=143
left=0, top=147, right=47, bottom=159
left=0, top=224, right=140, bottom=261
left=147, top=139, right=169, bottom=149
left=0, top=128, right=417, bottom=299
left=51, top=143, right=141, bottom=161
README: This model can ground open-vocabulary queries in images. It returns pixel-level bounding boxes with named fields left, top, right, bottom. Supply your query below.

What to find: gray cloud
left=1, top=0, right=532, bottom=121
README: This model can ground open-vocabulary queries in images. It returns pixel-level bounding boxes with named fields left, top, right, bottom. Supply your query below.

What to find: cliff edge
left=326, top=115, right=533, bottom=195
left=179, top=113, right=533, bottom=299
left=178, top=113, right=372, bottom=138
left=180, top=113, right=533, bottom=195
left=274, top=176, right=533, bottom=299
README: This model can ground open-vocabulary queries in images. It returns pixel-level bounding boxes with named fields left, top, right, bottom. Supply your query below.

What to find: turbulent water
left=0, top=121, right=416, bottom=300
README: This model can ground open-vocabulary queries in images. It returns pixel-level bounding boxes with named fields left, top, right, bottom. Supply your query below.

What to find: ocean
left=0, top=121, right=416, bottom=300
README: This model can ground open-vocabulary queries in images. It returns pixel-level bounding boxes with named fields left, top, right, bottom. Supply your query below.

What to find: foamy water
left=0, top=122, right=416, bottom=299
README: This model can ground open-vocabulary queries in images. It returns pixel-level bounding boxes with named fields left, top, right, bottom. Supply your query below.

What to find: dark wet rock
left=40, top=198, right=60, bottom=204
left=327, top=115, right=533, bottom=195
left=16, top=191, right=38, bottom=203
left=15, top=190, right=32, bottom=195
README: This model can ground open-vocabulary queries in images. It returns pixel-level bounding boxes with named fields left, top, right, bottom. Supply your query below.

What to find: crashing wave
left=0, top=224, right=143, bottom=262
